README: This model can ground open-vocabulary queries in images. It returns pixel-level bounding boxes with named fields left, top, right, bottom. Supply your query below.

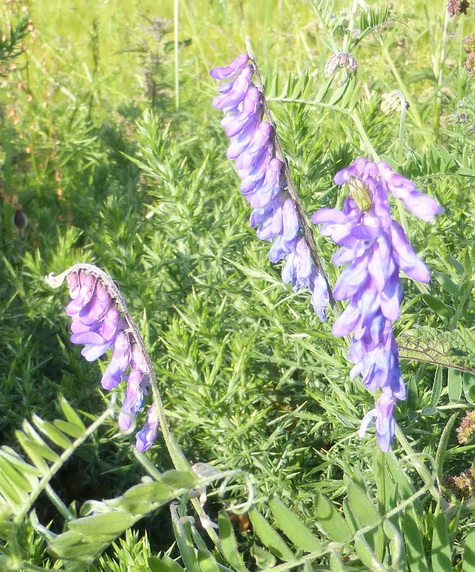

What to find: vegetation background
left=1, top=0, right=475, bottom=570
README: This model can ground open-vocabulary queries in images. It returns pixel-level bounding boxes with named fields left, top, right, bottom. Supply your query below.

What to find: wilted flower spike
left=210, top=53, right=329, bottom=320
left=45, top=264, right=160, bottom=451
left=313, top=158, right=442, bottom=451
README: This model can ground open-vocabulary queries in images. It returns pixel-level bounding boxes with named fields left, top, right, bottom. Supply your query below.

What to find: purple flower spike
left=211, top=53, right=329, bottom=320
left=313, top=158, right=443, bottom=451
left=55, top=266, right=159, bottom=451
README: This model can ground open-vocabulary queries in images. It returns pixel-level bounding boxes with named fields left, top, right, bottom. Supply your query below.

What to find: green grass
left=1, top=0, right=475, bottom=570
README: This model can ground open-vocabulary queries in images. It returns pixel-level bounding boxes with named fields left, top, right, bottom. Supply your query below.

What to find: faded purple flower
left=324, top=52, right=358, bottom=78
left=210, top=53, right=329, bottom=319
left=447, top=0, right=470, bottom=16
left=312, top=157, right=443, bottom=450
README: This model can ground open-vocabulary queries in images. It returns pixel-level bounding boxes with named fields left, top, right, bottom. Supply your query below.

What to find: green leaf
left=0, top=447, right=42, bottom=479
left=433, top=272, right=458, bottom=296
left=217, top=512, right=248, bottom=572
left=67, top=511, right=136, bottom=539
left=354, top=536, right=385, bottom=571
left=421, top=294, right=454, bottom=319
left=32, top=414, right=72, bottom=449
left=314, top=493, right=352, bottom=543
left=0, top=456, right=34, bottom=494
left=347, top=482, right=379, bottom=528
left=48, top=529, right=106, bottom=561
left=161, top=470, right=196, bottom=490
left=403, top=507, right=429, bottom=572
left=430, top=367, right=444, bottom=408
left=0, top=470, right=24, bottom=508
left=463, top=373, right=475, bottom=404
left=436, top=413, right=459, bottom=485
left=170, top=503, right=200, bottom=572
left=448, top=369, right=463, bottom=401
left=384, top=520, right=405, bottom=570
left=463, top=527, right=475, bottom=571
left=149, top=555, right=184, bottom=572
left=268, top=496, right=322, bottom=554
left=248, top=508, right=296, bottom=561
left=16, top=435, right=59, bottom=464
left=53, top=419, right=85, bottom=439
left=14, top=432, right=48, bottom=472
left=250, top=544, right=276, bottom=569
left=122, top=480, right=173, bottom=502
left=59, top=397, right=86, bottom=432
left=431, top=511, right=452, bottom=571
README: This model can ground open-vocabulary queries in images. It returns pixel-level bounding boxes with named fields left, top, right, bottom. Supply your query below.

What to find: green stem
left=174, top=0, right=179, bottom=109
left=45, top=484, right=74, bottom=522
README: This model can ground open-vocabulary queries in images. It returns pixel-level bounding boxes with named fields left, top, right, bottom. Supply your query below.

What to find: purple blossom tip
left=209, top=53, right=249, bottom=80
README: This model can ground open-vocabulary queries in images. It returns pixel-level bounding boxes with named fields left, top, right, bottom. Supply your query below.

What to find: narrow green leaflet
left=431, top=511, right=452, bottom=571
left=218, top=512, right=249, bottom=572
left=248, top=508, right=296, bottom=562
left=32, top=414, right=73, bottom=449
left=59, top=396, right=87, bottom=432
left=354, top=536, right=386, bottom=571
left=463, top=528, right=475, bottom=572
left=402, top=507, right=429, bottom=572
left=314, top=493, right=352, bottom=543
left=149, top=555, right=185, bottom=572
left=170, top=502, right=201, bottom=572
left=268, top=496, right=322, bottom=554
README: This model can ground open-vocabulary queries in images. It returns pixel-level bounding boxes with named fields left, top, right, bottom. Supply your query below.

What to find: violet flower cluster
left=210, top=53, right=329, bottom=320
left=62, top=268, right=159, bottom=451
left=312, top=158, right=443, bottom=451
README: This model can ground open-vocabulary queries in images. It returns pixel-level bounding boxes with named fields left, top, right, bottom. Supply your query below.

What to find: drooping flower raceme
left=210, top=53, right=329, bottom=320
left=46, top=264, right=160, bottom=452
left=312, top=158, right=443, bottom=451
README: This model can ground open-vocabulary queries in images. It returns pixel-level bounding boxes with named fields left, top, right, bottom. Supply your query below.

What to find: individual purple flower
left=312, top=157, right=443, bottom=450
left=210, top=53, right=329, bottom=320
left=136, top=404, right=160, bottom=452
left=53, top=266, right=158, bottom=450
left=118, top=345, right=150, bottom=431
left=359, top=390, right=397, bottom=452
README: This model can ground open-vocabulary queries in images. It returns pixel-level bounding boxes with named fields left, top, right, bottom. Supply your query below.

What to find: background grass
left=2, top=0, right=475, bottom=569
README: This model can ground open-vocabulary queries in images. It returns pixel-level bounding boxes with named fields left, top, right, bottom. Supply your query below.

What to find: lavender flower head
left=46, top=264, right=160, bottom=452
left=312, top=158, right=443, bottom=451
left=210, top=53, right=329, bottom=320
